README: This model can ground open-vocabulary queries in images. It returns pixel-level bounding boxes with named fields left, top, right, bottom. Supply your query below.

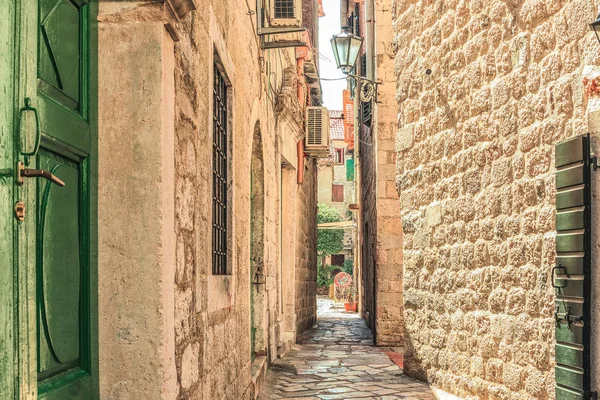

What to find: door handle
left=16, top=162, right=65, bottom=187
left=20, top=98, right=41, bottom=157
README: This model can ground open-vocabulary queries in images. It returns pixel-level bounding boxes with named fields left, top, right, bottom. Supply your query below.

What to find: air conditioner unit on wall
left=305, top=106, right=330, bottom=158
left=268, top=0, right=302, bottom=27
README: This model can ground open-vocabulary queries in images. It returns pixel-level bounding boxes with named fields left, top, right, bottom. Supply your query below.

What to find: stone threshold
left=250, top=356, right=267, bottom=400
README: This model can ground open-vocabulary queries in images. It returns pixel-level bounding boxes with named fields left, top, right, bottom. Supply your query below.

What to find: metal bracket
left=591, top=155, right=598, bottom=171
left=555, top=306, right=583, bottom=327
left=261, top=40, right=307, bottom=49
left=257, top=26, right=306, bottom=36
left=347, top=74, right=382, bottom=103
left=252, top=258, right=265, bottom=292
left=552, top=264, right=567, bottom=288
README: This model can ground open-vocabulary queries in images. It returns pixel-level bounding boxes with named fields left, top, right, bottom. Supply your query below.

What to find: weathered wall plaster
left=98, top=19, right=176, bottom=399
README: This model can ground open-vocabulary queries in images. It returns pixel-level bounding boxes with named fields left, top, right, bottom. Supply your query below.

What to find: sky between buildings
left=318, top=0, right=346, bottom=111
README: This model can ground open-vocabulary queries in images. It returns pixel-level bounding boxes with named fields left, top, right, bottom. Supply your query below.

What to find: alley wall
left=176, top=3, right=318, bottom=397
left=392, top=0, right=600, bottom=398
left=97, top=1, right=319, bottom=399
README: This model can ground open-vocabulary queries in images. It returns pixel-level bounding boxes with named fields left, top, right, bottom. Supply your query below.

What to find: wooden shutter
left=346, top=158, right=355, bottom=181
left=332, top=184, right=344, bottom=202
left=554, top=134, right=596, bottom=399
left=343, top=90, right=354, bottom=150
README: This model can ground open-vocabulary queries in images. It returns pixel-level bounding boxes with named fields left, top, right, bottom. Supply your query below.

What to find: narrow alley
left=5, top=0, right=600, bottom=398
left=260, top=298, right=434, bottom=399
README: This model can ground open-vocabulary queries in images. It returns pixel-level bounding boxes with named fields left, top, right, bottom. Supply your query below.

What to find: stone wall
left=98, top=1, right=319, bottom=399
left=296, top=158, right=319, bottom=333
left=355, top=0, right=404, bottom=346
left=392, top=0, right=600, bottom=397
left=174, top=5, right=257, bottom=397
left=177, top=2, right=319, bottom=397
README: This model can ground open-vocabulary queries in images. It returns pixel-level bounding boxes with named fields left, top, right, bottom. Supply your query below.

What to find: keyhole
left=14, top=201, right=26, bottom=221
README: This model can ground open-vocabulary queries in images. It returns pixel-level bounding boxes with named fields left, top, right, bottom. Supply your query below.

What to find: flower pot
left=344, top=302, right=357, bottom=312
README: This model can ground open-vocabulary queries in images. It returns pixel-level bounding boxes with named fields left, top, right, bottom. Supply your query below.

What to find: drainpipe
left=297, top=141, right=304, bottom=184
left=366, top=0, right=375, bottom=82
left=296, top=46, right=306, bottom=105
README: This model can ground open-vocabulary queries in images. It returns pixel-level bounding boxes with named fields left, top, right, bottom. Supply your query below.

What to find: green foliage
left=342, top=259, right=353, bottom=275
left=317, top=204, right=344, bottom=257
left=317, top=265, right=336, bottom=288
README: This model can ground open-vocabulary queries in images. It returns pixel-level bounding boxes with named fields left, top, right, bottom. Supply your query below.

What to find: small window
left=333, top=148, right=344, bottom=164
left=212, top=61, right=230, bottom=275
left=332, top=184, right=344, bottom=203
left=274, top=0, right=295, bottom=18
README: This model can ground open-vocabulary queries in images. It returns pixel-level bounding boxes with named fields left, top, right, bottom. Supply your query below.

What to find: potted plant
left=344, top=286, right=357, bottom=312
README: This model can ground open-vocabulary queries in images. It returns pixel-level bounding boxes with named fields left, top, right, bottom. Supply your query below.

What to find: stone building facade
left=96, top=0, right=320, bottom=399
left=344, top=0, right=404, bottom=346
left=391, top=0, right=600, bottom=398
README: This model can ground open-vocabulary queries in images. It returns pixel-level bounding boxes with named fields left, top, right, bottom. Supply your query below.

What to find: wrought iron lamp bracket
left=346, top=74, right=382, bottom=103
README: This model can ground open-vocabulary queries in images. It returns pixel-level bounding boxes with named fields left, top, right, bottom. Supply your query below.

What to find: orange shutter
left=343, top=90, right=355, bottom=150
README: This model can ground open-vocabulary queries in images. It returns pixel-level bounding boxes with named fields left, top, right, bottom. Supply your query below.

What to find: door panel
left=34, top=0, right=94, bottom=397
left=38, top=0, right=81, bottom=109
left=37, top=150, right=82, bottom=381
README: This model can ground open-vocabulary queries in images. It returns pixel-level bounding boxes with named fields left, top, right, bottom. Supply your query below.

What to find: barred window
left=212, top=63, right=230, bottom=275
left=274, top=0, right=295, bottom=18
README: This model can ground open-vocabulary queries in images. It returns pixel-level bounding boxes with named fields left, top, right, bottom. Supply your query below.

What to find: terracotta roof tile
left=329, top=110, right=345, bottom=140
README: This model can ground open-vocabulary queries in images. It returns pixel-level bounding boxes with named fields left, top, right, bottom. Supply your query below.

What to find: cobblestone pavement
left=260, top=297, right=434, bottom=399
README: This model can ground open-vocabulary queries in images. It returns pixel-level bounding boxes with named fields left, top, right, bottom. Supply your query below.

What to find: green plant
left=346, top=285, right=357, bottom=304
left=342, top=259, right=353, bottom=275
left=317, top=265, right=336, bottom=288
left=317, top=204, right=344, bottom=257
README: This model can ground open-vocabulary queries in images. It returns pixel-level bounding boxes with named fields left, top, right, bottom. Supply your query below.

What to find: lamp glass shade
left=591, top=12, right=600, bottom=44
left=330, top=28, right=363, bottom=74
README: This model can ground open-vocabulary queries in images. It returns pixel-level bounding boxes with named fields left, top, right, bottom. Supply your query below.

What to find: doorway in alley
left=251, top=122, right=266, bottom=360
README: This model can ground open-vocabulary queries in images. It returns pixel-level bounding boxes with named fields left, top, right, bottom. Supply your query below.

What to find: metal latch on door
left=16, top=161, right=65, bottom=187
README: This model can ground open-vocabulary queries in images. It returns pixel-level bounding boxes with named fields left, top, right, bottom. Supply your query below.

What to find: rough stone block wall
left=173, top=2, right=317, bottom=398
left=372, top=0, right=404, bottom=347
left=174, top=4, right=256, bottom=397
left=392, top=0, right=600, bottom=397
left=296, top=158, right=318, bottom=333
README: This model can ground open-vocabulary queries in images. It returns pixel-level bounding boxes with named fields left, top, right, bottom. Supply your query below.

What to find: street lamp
left=591, top=12, right=600, bottom=45
left=330, top=26, right=363, bottom=74
left=330, top=27, right=380, bottom=102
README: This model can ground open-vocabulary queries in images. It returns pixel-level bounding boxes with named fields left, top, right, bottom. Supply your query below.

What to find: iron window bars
left=274, top=0, right=295, bottom=19
left=212, top=63, right=230, bottom=275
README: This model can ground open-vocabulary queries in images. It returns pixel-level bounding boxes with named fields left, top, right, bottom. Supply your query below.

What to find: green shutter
left=346, top=158, right=354, bottom=181
left=554, top=134, right=596, bottom=399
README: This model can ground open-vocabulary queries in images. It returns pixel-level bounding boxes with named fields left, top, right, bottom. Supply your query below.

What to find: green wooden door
left=9, top=0, right=98, bottom=398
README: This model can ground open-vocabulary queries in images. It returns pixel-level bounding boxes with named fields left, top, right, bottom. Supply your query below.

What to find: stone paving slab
left=260, top=297, right=434, bottom=400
